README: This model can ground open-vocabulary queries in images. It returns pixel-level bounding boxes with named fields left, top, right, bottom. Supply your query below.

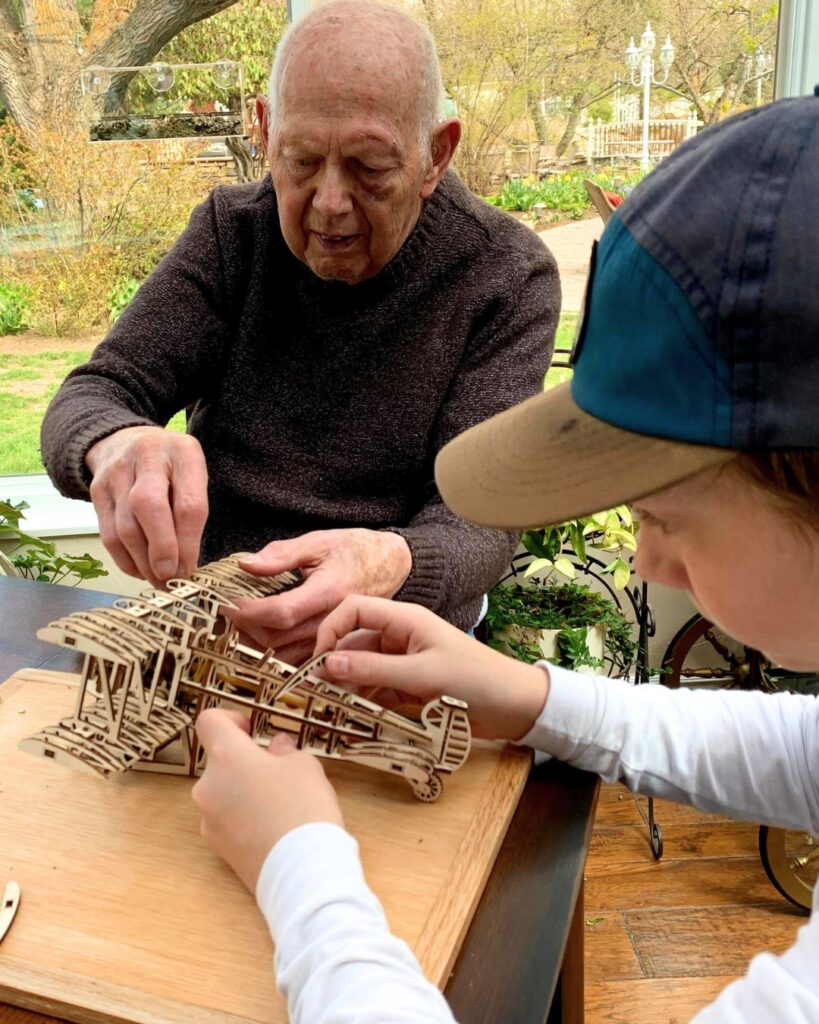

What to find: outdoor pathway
left=537, top=218, right=602, bottom=313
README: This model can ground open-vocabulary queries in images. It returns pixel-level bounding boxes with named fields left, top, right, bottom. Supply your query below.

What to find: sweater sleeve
left=521, top=666, right=819, bottom=1023
left=257, top=821, right=458, bottom=1024
left=40, top=191, right=236, bottom=499
left=388, top=248, right=560, bottom=626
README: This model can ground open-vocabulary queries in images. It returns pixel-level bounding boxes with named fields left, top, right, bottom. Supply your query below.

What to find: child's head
left=435, top=93, right=819, bottom=669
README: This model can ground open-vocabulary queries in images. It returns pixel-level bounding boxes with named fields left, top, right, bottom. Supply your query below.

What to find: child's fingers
left=324, top=648, right=432, bottom=698
left=313, top=595, right=417, bottom=657
left=267, top=732, right=298, bottom=756
left=195, top=707, right=254, bottom=754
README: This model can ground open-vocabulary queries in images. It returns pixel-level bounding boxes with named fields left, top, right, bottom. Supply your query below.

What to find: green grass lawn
left=0, top=313, right=577, bottom=475
left=0, top=350, right=185, bottom=474
left=545, top=312, right=576, bottom=391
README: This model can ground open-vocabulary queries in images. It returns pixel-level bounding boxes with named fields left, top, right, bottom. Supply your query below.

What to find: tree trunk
left=555, top=96, right=587, bottom=160
left=226, top=135, right=266, bottom=182
left=526, top=88, right=549, bottom=148
left=0, top=0, right=241, bottom=137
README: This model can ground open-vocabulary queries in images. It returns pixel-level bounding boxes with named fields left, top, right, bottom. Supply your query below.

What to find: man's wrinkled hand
left=86, top=425, right=208, bottom=588
left=228, top=528, right=412, bottom=664
left=192, top=709, right=344, bottom=893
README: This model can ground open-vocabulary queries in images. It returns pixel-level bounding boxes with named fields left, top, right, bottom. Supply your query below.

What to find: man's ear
left=256, top=95, right=271, bottom=155
left=420, top=118, right=462, bottom=198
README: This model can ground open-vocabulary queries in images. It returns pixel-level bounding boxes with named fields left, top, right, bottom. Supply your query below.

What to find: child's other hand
left=192, top=710, right=344, bottom=892
left=314, top=596, right=550, bottom=741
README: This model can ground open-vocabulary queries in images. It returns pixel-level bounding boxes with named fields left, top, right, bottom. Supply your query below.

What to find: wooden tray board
left=0, top=669, right=531, bottom=1024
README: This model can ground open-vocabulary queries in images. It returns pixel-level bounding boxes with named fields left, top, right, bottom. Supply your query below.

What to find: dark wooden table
left=0, top=575, right=599, bottom=1024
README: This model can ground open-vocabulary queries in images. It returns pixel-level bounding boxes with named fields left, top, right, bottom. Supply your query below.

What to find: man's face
left=265, top=63, right=436, bottom=284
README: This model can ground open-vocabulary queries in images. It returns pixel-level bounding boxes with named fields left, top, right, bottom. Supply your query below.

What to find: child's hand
left=192, top=709, right=344, bottom=892
left=314, top=596, right=550, bottom=741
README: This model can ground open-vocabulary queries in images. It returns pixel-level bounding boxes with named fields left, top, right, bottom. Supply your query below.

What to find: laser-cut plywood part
left=0, top=881, right=20, bottom=944
left=19, top=554, right=471, bottom=801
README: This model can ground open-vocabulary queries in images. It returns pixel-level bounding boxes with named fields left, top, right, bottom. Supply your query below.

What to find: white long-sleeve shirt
left=256, top=664, right=819, bottom=1022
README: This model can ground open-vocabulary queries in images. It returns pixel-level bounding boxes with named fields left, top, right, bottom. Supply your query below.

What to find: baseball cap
left=436, top=92, right=819, bottom=529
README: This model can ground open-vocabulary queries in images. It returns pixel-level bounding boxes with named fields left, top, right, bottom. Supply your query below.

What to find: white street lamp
left=626, top=22, right=674, bottom=172
left=752, top=47, right=774, bottom=106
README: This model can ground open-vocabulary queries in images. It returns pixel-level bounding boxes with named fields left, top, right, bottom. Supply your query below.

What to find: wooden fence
left=583, top=114, right=701, bottom=164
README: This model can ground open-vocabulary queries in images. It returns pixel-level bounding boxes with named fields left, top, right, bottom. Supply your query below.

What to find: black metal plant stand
left=498, top=552, right=662, bottom=857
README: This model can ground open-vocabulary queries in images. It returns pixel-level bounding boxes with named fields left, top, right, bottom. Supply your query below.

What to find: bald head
left=260, top=0, right=459, bottom=284
left=267, top=0, right=445, bottom=150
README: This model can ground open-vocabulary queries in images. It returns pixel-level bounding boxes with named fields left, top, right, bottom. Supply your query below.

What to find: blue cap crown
left=572, top=96, right=819, bottom=450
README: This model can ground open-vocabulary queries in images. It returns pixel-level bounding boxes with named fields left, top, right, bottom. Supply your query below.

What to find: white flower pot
left=494, top=622, right=606, bottom=673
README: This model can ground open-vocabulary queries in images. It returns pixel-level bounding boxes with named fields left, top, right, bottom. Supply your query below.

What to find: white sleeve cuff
left=517, top=661, right=617, bottom=758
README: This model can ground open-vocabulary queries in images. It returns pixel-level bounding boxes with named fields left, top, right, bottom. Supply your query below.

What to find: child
left=191, top=92, right=819, bottom=1022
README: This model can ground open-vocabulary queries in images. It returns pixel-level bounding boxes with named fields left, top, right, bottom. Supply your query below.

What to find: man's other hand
left=86, top=425, right=208, bottom=588
left=230, top=528, right=412, bottom=664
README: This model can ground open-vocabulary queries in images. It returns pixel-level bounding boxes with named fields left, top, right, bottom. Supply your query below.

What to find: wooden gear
left=19, top=554, right=471, bottom=801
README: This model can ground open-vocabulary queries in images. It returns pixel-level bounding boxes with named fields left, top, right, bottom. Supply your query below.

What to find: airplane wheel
left=412, top=772, right=443, bottom=802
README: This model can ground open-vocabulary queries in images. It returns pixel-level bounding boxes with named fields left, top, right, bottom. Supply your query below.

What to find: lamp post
left=626, top=22, right=675, bottom=172
left=746, top=46, right=774, bottom=106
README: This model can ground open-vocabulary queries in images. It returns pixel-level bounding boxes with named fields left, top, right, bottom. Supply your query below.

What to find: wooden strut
left=19, top=553, right=471, bottom=802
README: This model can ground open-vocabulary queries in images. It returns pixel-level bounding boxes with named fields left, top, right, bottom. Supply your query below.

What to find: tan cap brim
left=435, top=384, right=733, bottom=529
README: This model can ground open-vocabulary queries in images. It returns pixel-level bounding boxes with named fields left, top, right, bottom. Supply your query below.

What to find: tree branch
left=87, top=0, right=241, bottom=109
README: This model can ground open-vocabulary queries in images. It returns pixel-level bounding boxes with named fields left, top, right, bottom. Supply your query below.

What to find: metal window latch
left=0, top=882, right=20, bottom=944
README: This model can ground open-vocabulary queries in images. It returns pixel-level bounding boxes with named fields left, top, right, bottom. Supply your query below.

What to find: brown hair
left=734, top=451, right=819, bottom=528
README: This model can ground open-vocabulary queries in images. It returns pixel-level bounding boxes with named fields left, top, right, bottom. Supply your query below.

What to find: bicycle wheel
left=661, top=614, right=774, bottom=691
left=759, top=826, right=819, bottom=913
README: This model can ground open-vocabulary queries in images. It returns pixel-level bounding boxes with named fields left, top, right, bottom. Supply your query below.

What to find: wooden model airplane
left=19, top=555, right=471, bottom=802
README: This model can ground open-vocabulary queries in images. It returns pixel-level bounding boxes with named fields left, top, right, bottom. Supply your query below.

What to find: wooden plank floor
left=585, top=783, right=808, bottom=1023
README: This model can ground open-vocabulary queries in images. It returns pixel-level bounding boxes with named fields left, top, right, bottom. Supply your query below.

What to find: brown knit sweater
left=41, top=171, right=560, bottom=629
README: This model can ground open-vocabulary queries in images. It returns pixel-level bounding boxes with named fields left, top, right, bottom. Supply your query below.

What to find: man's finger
left=240, top=532, right=326, bottom=577
left=232, top=573, right=336, bottom=633
left=94, top=491, right=142, bottom=578
left=129, top=462, right=180, bottom=581
left=170, top=439, right=208, bottom=577
left=230, top=609, right=325, bottom=653
left=113, top=502, right=154, bottom=582
left=271, top=639, right=315, bottom=667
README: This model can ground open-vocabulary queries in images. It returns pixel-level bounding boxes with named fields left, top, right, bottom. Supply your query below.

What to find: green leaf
left=615, top=505, right=633, bottom=527
left=553, top=556, right=576, bottom=579
left=567, top=522, right=586, bottom=561
left=612, top=559, right=631, bottom=590
left=521, top=531, right=548, bottom=560
left=524, top=557, right=553, bottom=577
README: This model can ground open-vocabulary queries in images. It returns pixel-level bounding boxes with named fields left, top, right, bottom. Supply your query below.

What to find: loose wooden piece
left=0, top=882, right=21, bottom=945
left=19, top=554, right=471, bottom=801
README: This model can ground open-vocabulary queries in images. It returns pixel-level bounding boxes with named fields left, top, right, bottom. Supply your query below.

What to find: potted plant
left=486, top=579, right=637, bottom=673
left=486, top=507, right=639, bottom=674
left=0, top=500, right=107, bottom=586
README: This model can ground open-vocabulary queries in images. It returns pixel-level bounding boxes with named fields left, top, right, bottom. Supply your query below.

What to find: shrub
left=108, top=276, right=142, bottom=324
left=0, top=500, right=108, bottom=585
left=0, top=119, right=219, bottom=335
left=486, top=169, right=644, bottom=219
left=0, top=281, right=32, bottom=334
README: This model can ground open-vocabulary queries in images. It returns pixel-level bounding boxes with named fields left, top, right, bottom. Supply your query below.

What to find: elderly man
left=41, top=0, right=560, bottom=663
